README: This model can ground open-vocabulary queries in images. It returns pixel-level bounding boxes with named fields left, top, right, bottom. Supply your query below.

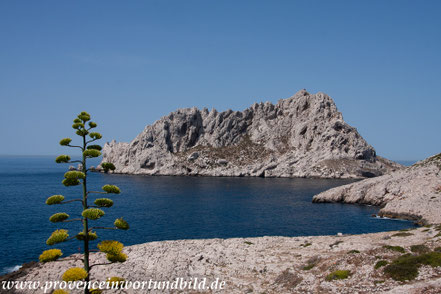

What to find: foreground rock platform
left=313, top=153, right=441, bottom=225
left=4, top=227, right=441, bottom=294
left=101, top=90, right=400, bottom=178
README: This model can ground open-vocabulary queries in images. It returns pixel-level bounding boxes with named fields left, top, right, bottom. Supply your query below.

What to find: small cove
left=0, top=156, right=414, bottom=274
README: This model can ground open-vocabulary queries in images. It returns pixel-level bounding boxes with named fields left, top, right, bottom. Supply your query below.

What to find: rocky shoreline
left=313, top=153, right=441, bottom=225
left=4, top=227, right=441, bottom=294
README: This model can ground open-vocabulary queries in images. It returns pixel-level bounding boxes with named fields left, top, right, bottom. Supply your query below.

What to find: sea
left=0, top=156, right=416, bottom=275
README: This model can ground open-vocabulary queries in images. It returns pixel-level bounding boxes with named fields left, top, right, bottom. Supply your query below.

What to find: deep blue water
left=0, top=156, right=414, bottom=274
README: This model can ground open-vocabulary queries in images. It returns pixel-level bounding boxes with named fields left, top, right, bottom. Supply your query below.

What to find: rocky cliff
left=313, top=153, right=441, bottom=224
left=101, top=89, right=400, bottom=178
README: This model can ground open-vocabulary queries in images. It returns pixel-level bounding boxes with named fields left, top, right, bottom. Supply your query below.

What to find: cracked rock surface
left=101, top=90, right=400, bottom=178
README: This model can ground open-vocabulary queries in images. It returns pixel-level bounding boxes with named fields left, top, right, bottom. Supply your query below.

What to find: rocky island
left=101, top=90, right=400, bottom=178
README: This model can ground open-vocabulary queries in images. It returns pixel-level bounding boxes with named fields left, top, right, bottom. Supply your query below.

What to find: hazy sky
left=0, top=0, right=440, bottom=160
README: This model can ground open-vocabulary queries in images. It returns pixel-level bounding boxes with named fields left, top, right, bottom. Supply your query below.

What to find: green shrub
left=348, top=250, right=360, bottom=254
left=410, top=244, right=430, bottom=254
left=417, top=251, right=441, bottom=267
left=383, top=245, right=405, bottom=253
left=374, top=260, right=388, bottom=269
left=384, top=254, right=419, bottom=281
left=325, top=270, right=351, bottom=281
left=384, top=251, right=441, bottom=281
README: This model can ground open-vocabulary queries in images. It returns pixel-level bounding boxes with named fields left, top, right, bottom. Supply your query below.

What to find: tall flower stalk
left=40, top=112, right=127, bottom=294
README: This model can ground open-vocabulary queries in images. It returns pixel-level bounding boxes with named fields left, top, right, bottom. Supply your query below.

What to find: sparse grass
left=392, top=232, right=413, bottom=237
left=302, top=256, right=320, bottom=270
left=329, top=241, right=343, bottom=248
left=348, top=250, right=360, bottom=254
left=374, top=280, right=385, bottom=284
left=302, top=263, right=315, bottom=270
left=383, top=245, right=405, bottom=253
left=325, top=270, right=351, bottom=281
left=374, top=260, right=388, bottom=269
left=244, top=241, right=253, bottom=245
left=274, top=269, right=303, bottom=289
left=410, top=244, right=430, bottom=254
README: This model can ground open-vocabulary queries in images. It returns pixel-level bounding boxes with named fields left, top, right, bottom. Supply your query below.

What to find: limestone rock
left=313, top=153, right=441, bottom=224
left=102, top=90, right=400, bottom=178
left=6, top=227, right=441, bottom=293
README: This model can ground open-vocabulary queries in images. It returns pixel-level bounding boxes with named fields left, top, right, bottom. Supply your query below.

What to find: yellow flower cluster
left=98, top=240, right=127, bottom=263
left=39, top=249, right=62, bottom=263
left=61, top=267, right=88, bottom=282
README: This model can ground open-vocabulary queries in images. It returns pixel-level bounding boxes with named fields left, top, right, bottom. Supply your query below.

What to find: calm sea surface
left=0, top=156, right=414, bottom=274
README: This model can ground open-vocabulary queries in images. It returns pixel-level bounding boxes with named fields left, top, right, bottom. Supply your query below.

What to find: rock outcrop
left=5, top=227, right=441, bottom=293
left=313, top=153, right=441, bottom=224
left=101, top=90, right=400, bottom=178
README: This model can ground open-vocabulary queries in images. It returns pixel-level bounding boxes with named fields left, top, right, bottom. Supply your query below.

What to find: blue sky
left=0, top=0, right=440, bottom=160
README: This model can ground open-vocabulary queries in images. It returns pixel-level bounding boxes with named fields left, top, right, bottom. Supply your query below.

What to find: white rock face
left=313, top=153, right=441, bottom=224
left=101, top=90, right=400, bottom=178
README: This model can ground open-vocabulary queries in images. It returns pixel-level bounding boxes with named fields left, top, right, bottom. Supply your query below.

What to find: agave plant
left=40, top=112, right=127, bottom=294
